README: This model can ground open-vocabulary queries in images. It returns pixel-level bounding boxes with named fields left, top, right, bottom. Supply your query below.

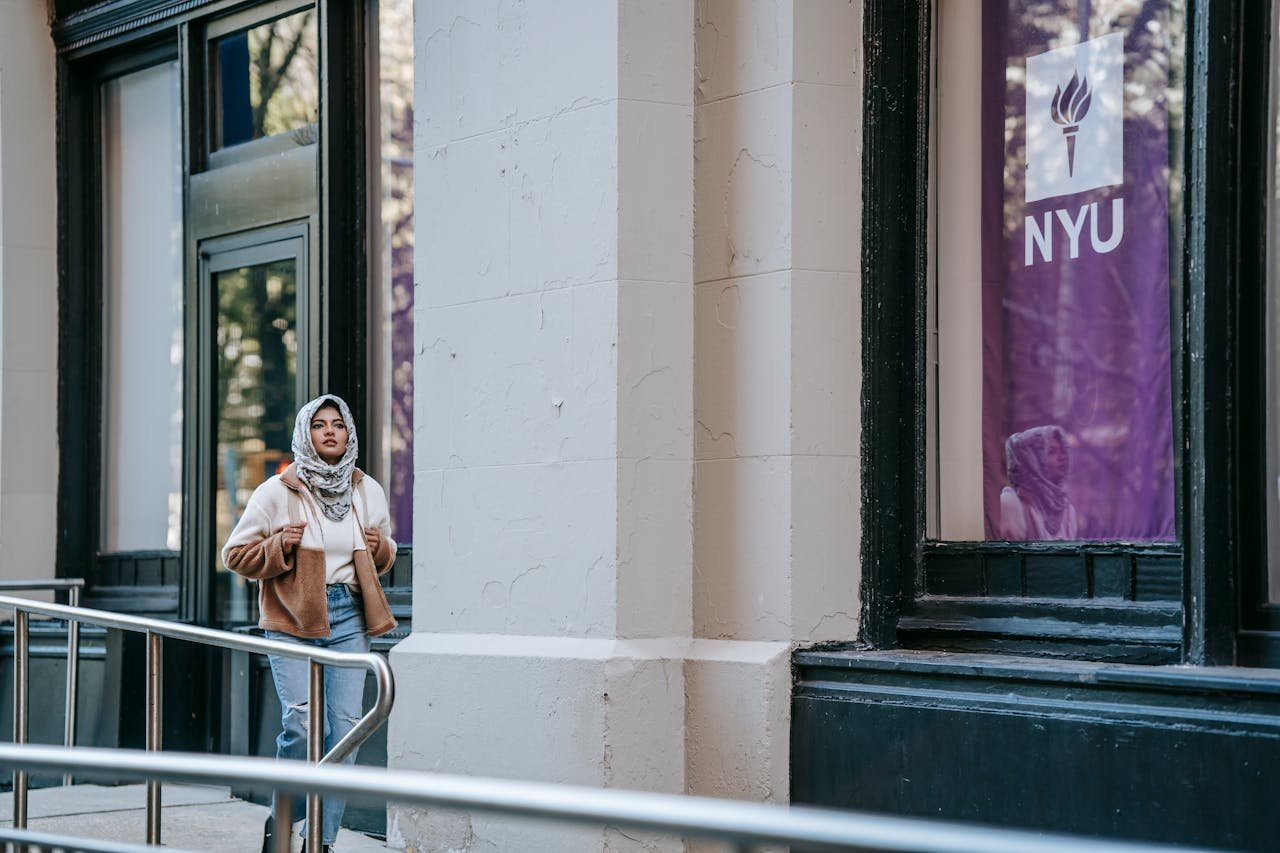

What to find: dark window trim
left=56, top=37, right=181, bottom=588
left=318, top=0, right=369, bottom=433
left=1182, top=0, right=1246, bottom=665
left=56, top=0, right=238, bottom=57
left=858, top=0, right=931, bottom=650
left=858, top=0, right=1256, bottom=665
left=204, top=0, right=311, bottom=39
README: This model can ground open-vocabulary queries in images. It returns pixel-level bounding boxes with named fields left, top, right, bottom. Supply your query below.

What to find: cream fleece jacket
left=221, top=463, right=398, bottom=638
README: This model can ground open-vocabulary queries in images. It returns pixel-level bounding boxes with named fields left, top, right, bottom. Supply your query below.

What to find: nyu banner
left=981, top=2, right=1176, bottom=541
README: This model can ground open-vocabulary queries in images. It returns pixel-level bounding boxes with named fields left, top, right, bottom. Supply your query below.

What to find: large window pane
left=215, top=258, right=299, bottom=623
left=101, top=62, right=183, bottom=552
left=929, top=0, right=1183, bottom=543
left=213, top=8, right=318, bottom=150
left=370, top=0, right=414, bottom=544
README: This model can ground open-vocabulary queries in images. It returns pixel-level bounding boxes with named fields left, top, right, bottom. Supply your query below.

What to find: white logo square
left=1024, top=33, right=1124, bottom=203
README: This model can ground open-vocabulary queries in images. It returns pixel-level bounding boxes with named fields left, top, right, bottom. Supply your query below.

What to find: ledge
left=796, top=647, right=1280, bottom=693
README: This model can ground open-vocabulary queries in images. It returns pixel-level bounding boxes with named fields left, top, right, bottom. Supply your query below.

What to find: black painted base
left=792, top=649, right=1280, bottom=852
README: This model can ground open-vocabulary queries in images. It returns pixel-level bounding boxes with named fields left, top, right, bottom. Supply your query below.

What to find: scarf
left=1004, top=425, right=1070, bottom=536
left=291, top=394, right=359, bottom=521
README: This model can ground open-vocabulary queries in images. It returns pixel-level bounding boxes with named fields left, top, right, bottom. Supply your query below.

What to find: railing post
left=306, top=659, right=325, bottom=853
left=13, top=609, right=28, bottom=830
left=274, top=791, right=294, bottom=853
left=145, top=630, right=163, bottom=845
left=63, top=585, right=81, bottom=786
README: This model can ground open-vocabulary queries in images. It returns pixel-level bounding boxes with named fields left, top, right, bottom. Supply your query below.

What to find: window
left=210, top=7, right=319, bottom=152
left=929, top=2, right=1182, bottom=547
left=100, top=61, right=184, bottom=554
left=861, top=0, right=1201, bottom=663
left=57, top=0, right=393, bottom=626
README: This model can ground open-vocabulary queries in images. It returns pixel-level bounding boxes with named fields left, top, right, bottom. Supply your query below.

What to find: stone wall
left=0, top=0, right=58, bottom=586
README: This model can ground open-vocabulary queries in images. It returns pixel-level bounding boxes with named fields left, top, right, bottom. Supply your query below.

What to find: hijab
left=291, top=394, right=359, bottom=522
left=1004, top=425, right=1070, bottom=536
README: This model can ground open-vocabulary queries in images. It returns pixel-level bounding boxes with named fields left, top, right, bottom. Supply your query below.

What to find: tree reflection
left=380, top=0, right=415, bottom=542
left=216, top=261, right=298, bottom=484
left=219, top=9, right=318, bottom=147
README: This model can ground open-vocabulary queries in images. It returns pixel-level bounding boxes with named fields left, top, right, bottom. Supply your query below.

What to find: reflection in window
left=929, top=0, right=1183, bottom=542
left=215, top=260, right=298, bottom=622
left=214, top=8, right=318, bottom=149
left=101, top=62, right=183, bottom=552
left=371, top=0, right=414, bottom=544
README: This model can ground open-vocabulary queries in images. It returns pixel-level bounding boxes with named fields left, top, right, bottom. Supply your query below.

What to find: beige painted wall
left=685, top=0, right=862, bottom=813
left=692, top=0, right=861, bottom=647
left=391, top=2, right=696, bottom=849
left=0, top=0, right=58, bottom=585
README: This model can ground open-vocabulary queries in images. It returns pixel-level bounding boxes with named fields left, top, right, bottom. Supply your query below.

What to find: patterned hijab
left=291, top=394, right=359, bottom=521
left=1005, top=425, right=1071, bottom=535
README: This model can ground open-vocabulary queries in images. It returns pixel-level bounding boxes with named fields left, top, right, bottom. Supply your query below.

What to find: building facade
left=2, top=0, right=1278, bottom=850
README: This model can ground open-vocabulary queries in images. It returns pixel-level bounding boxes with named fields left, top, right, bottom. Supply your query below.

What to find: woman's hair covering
left=291, top=394, right=359, bottom=521
left=1004, top=424, right=1070, bottom=536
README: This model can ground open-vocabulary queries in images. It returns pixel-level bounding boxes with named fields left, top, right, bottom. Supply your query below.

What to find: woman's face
left=1044, top=435, right=1068, bottom=484
left=310, top=405, right=349, bottom=465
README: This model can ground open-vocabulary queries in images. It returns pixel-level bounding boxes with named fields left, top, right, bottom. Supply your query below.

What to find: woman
left=999, top=424, right=1080, bottom=540
left=222, top=394, right=397, bottom=853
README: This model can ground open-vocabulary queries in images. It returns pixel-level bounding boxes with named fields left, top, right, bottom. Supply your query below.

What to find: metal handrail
left=0, top=744, right=1227, bottom=853
left=0, top=594, right=394, bottom=853
left=0, top=579, right=85, bottom=788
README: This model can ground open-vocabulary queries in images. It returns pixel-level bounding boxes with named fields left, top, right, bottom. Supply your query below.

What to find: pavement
left=0, top=783, right=389, bottom=852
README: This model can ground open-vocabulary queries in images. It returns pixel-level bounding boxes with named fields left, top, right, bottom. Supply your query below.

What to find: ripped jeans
left=265, top=584, right=370, bottom=845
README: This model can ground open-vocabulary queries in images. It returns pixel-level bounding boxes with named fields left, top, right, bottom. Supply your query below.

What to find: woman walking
left=222, top=394, right=397, bottom=852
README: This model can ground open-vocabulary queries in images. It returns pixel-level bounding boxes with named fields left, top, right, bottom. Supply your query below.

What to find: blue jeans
left=266, top=585, right=370, bottom=845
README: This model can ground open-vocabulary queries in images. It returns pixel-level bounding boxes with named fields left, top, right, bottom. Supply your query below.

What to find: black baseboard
left=792, top=649, right=1280, bottom=851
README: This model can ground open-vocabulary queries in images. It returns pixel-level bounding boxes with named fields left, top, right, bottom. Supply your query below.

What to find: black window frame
left=859, top=0, right=1264, bottom=666
left=54, top=0, right=377, bottom=624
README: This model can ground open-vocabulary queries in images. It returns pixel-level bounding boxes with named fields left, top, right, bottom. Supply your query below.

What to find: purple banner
left=981, top=2, right=1176, bottom=541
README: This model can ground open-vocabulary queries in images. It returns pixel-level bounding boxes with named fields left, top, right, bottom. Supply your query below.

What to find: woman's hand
left=280, top=522, right=307, bottom=556
left=364, top=526, right=382, bottom=553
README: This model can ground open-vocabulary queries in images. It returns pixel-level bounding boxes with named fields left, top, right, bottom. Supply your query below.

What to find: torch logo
left=1025, top=33, right=1123, bottom=203
left=1050, top=71, right=1092, bottom=177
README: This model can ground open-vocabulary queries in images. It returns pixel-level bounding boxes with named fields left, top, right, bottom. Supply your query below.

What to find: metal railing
left=0, top=594, right=394, bottom=853
left=0, top=580, right=84, bottom=789
left=0, top=743, right=1226, bottom=853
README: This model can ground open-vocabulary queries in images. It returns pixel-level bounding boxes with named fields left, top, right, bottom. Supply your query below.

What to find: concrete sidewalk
left=0, top=783, right=388, bottom=852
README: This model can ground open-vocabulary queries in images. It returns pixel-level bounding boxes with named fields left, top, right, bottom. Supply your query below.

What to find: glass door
left=201, top=225, right=309, bottom=623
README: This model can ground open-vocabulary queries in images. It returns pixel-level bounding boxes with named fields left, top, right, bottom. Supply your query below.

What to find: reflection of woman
left=999, top=425, right=1079, bottom=540
left=221, top=394, right=397, bottom=853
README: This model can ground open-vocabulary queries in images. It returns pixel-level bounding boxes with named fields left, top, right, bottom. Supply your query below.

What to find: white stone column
left=390, top=2, right=694, bottom=850
left=393, top=1, right=864, bottom=848
left=0, top=0, right=58, bottom=585
left=688, top=0, right=862, bottom=804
